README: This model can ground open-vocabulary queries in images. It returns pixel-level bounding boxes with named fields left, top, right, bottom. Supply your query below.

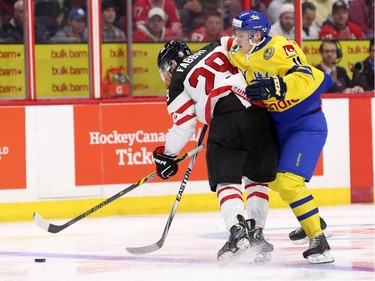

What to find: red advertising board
left=74, top=103, right=207, bottom=186
left=0, top=107, right=26, bottom=189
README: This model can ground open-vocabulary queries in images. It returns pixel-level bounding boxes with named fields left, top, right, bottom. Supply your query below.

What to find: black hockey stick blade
left=33, top=145, right=204, bottom=234
left=125, top=201, right=179, bottom=254
left=126, top=125, right=208, bottom=255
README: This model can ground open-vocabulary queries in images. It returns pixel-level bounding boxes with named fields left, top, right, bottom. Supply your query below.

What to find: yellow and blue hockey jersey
left=226, top=35, right=333, bottom=124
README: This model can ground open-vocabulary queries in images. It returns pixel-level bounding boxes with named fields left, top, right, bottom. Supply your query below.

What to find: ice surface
left=0, top=204, right=373, bottom=281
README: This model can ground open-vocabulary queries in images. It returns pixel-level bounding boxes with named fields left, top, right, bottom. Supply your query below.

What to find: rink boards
left=0, top=94, right=373, bottom=221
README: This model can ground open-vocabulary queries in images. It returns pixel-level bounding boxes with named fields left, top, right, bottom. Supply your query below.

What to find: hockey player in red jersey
left=153, top=40, right=279, bottom=265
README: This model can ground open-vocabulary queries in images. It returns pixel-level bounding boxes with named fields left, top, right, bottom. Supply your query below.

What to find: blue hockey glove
left=245, top=76, right=287, bottom=101
left=153, top=146, right=178, bottom=180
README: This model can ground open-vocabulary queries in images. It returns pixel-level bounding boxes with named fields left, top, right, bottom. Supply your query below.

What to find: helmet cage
left=159, top=60, right=177, bottom=85
left=159, top=61, right=172, bottom=73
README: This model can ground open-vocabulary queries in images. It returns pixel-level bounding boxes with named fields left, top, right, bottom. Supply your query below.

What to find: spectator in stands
left=319, top=1, right=366, bottom=39
left=101, top=0, right=126, bottom=42
left=302, top=2, right=320, bottom=40
left=34, top=0, right=61, bottom=43
left=269, top=3, right=295, bottom=39
left=189, top=11, right=224, bottom=42
left=349, top=0, right=374, bottom=39
left=133, top=0, right=183, bottom=39
left=133, top=7, right=175, bottom=42
left=0, top=5, right=4, bottom=40
left=309, top=0, right=335, bottom=28
left=0, top=1, right=13, bottom=19
left=52, top=7, right=88, bottom=43
left=177, top=0, right=234, bottom=39
left=176, top=0, right=204, bottom=38
left=175, top=0, right=201, bottom=13
left=260, top=0, right=273, bottom=8
left=113, top=0, right=128, bottom=34
left=59, top=0, right=87, bottom=28
left=249, top=0, right=267, bottom=15
left=223, top=0, right=243, bottom=32
left=189, top=0, right=227, bottom=17
left=267, top=0, right=294, bottom=25
left=316, top=40, right=364, bottom=93
left=2, top=0, right=24, bottom=43
left=351, top=39, right=374, bottom=91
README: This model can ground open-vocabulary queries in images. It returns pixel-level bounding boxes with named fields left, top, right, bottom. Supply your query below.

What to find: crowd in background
left=0, top=0, right=373, bottom=92
left=0, top=0, right=373, bottom=43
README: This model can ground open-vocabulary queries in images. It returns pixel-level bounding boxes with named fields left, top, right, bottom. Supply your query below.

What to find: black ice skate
left=289, top=217, right=332, bottom=245
left=247, top=219, right=274, bottom=263
left=303, top=233, right=334, bottom=264
left=217, top=214, right=250, bottom=266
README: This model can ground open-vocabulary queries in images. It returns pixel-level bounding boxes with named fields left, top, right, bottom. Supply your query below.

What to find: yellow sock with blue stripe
left=269, top=172, right=322, bottom=238
left=290, top=192, right=321, bottom=238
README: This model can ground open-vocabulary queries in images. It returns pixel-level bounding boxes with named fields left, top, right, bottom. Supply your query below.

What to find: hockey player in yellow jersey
left=226, top=10, right=335, bottom=264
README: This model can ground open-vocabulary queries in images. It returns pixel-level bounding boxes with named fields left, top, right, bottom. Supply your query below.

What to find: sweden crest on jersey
left=263, top=47, right=275, bottom=60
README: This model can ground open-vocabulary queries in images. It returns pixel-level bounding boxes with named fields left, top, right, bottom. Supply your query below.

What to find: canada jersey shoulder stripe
left=167, top=41, right=222, bottom=105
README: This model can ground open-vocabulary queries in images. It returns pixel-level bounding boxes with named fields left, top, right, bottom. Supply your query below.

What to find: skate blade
left=217, top=239, right=250, bottom=266
left=250, top=243, right=274, bottom=254
left=292, top=237, right=309, bottom=245
left=323, top=228, right=332, bottom=239
left=292, top=229, right=332, bottom=245
left=307, top=250, right=335, bottom=264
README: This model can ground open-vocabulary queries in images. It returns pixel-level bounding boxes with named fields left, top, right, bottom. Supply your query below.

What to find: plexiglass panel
left=34, top=0, right=90, bottom=99
left=0, top=0, right=26, bottom=100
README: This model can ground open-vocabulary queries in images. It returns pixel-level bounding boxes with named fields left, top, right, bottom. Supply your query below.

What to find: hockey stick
left=126, top=124, right=208, bottom=255
left=33, top=145, right=205, bottom=234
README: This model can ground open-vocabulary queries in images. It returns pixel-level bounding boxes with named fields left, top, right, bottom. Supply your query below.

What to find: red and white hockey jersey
left=164, top=37, right=250, bottom=155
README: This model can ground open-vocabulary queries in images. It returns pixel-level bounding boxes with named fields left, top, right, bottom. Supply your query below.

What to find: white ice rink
left=0, top=204, right=374, bottom=281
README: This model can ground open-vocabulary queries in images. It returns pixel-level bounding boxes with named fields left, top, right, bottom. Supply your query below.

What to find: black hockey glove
left=153, top=146, right=178, bottom=180
left=245, top=76, right=287, bottom=101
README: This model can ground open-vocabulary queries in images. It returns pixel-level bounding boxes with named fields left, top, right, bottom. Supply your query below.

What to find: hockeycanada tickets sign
left=88, top=130, right=167, bottom=146
left=89, top=130, right=167, bottom=166
left=74, top=103, right=206, bottom=186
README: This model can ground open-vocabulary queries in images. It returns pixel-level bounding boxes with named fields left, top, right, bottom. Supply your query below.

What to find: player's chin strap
left=249, top=36, right=266, bottom=50
left=245, top=37, right=266, bottom=62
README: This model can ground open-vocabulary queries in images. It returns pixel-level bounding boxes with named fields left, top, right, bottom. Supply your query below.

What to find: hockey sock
left=271, top=172, right=322, bottom=238
left=216, top=183, right=244, bottom=230
left=243, top=177, right=269, bottom=229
